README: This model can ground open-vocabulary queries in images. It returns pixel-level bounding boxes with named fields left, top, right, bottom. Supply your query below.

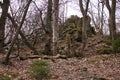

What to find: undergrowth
left=30, top=60, right=51, bottom=80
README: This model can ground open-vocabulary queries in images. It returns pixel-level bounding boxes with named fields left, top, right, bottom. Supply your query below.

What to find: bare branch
left=79, top=0, right=85, bottom=15
left=0, top=1, right=3, bottom=7
left=106, top=0, right=111, bottom=13
left=85, top=0, right=90, bottom=15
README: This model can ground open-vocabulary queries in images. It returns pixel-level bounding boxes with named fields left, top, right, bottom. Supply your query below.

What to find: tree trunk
left=7, top=13, right=38, bottom=55
left=106, top=0, right=116, bottom=40
left=109, top=13, right=116, bottom=40
left=100, top=2, right=104, bottom=35
left=44, top=0, right=53, bottom=55
left=79, top=0, right=90, bottom=56
left=80, top=16, right=89, bottom=56
left=53, top=0, right=59, bottom=55
left=4, top=0, right=32, bottom=64
left=0, top=0, right=10, bottom=53
left=110, top=1, right=116, bottom=40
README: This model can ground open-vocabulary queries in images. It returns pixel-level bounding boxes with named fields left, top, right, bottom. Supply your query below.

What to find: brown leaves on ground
left=0, top=54, right=120, bottom=80
left=50, top=54, right=120, bottom=80
left=0, top=36, right=120, bottom=80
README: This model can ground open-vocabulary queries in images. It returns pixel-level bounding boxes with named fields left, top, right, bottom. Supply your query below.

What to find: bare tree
left=7, top=13, right=38, bottom=54
left=106, top=0, right=117, bottom=40
left=44, top=0, right=53, bottom=55
left=79, top=0, right=90, bottom=56
left=0, top=0, right=10, bottom=53
left=97, top=0, right=105, bottom=35
left=4, top=0, right=32, bottom=64
left=53, top=0, right=59, bottom=55
left=89, top=0, right=105, bottom=35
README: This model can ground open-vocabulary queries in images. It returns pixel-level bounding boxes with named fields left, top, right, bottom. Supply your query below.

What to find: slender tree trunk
left=106, top=0, right=116, bottom=40
left=44, top=0, right=53, bottom=55
left=79, top=0, right=90, bottom=56
left=0, top=0, right=10, bottom=53
left=110, top=5, right=116, bottom=40
left=100, top=2, right=104, bottom=35
left=109, top=14, right=116, bottom=40
left=4, top=0, right=32, bottom=64
left=80, top=16, right=87, bottom=55
left=7, top=13, right=38, bottom=55
left=53, top=0, right=59, bottom=55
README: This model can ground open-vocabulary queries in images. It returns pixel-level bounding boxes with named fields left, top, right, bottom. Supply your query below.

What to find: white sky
left=66, top=0, right=81, bottom=18
left=66, top=0, right=98, bottom=18
left=0, top=0, right=120, bottom=35
left=0, top=0, right=119, bottom=21
left=0, top=0, right=101, bottom=18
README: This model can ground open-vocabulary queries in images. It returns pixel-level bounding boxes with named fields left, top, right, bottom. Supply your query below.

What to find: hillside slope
left=0, top=35, right=120, bottom=80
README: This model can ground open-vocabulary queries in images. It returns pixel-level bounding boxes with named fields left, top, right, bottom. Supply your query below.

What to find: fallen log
left=16, top=54, right=67, bottom=60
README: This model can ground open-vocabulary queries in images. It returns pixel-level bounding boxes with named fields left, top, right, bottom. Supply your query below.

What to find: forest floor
left=0, top=54, right=120, bottom=80
left=0, top=36, right=120, bottom=80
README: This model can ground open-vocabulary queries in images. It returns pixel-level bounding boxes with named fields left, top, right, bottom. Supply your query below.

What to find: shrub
left=0, top=75, right=11, bottom=80
left=30, top=60, right=50, bottom=80
left=97, top=47, right=113, bottom=54
left=112, top=37, right=120, bottom=53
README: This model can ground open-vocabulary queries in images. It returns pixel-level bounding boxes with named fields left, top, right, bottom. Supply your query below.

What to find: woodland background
left=0, top=0, right=120, bottom=80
